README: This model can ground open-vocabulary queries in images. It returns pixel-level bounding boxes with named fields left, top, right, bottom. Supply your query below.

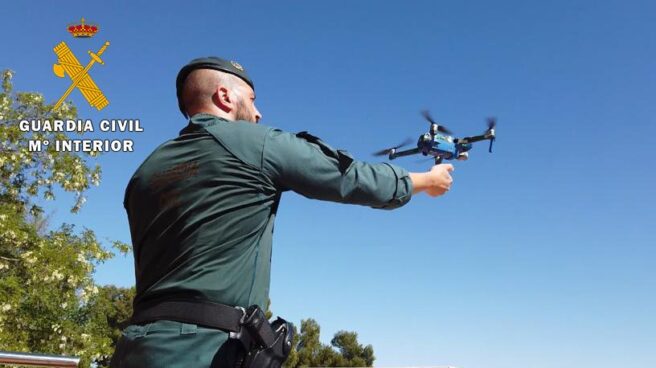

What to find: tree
left=84, top=285, right=136, bottom=367
left=0, top=69, right=129, bottom=367
left=0, top=70, right=101, bottom=216
left=285, top=318, right=375, bottom=367
left=331, top=331, right=375, bottom=367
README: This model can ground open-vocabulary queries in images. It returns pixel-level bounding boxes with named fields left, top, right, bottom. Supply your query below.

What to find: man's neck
left=187, top=107, right=234, bottom=121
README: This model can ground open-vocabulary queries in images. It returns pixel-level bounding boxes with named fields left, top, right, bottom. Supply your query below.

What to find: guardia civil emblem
left=52, top=18, right=110, bottom=111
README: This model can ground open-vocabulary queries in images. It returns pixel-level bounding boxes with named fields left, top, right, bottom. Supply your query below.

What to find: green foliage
left=0, top=202, right=118, bottom=366
left=0, top=69, right=131, bottom=367
left=0, top=69, right=101, bottom=215
left=84, top=285, right=136, bottom=367
left=284, top=318, right=375, bottom=367
left=331, top=331, right=375, bottom=367
left=265, top=297, right=273, bottom=320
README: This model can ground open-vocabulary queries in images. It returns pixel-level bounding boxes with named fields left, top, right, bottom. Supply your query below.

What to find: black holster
left=225, top=305, right=294, bottom=368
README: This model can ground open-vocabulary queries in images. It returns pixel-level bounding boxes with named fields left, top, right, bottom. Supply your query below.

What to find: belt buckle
left=229, top=306, right=247, bottom=340
left=235, top=306, right=247, bottom=325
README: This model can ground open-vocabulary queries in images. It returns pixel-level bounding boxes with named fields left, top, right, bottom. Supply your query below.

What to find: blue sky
left=2, top=1, right=655, bottom=367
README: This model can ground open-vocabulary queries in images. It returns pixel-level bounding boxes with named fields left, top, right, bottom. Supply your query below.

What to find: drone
left=373, top=111, right=497, bottom=164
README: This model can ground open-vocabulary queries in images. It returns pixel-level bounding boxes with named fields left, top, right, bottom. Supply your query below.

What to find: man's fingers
left=425, top=163, right=455, bottom=197
left=430, top=163, right=454, bottom=172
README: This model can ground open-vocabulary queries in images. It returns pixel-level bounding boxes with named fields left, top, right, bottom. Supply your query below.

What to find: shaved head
left=179, top=68, right=261, bottom=123
left=181, top=69, right=239, bottom=114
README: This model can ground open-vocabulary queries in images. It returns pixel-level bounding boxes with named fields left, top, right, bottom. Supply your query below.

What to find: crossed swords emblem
left=52, top=41, right=110, bottom=111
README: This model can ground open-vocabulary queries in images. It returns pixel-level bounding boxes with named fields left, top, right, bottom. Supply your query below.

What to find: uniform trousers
left=110, top=319, right=243, bottom=367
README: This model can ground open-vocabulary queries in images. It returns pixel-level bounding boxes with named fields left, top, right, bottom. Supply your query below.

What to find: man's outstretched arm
left=262, top=129, right=453, bottom=209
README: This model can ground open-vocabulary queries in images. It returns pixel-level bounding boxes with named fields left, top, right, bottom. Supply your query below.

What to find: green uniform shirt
left=124, top=113, right=413, bottom=312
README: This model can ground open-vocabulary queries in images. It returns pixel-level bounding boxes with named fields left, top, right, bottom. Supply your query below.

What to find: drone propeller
left=486, top=117, right=496, bottom=153
left=421, top=110, right=453, bottom=135
left=373, top=138, right=413, bottom=157
left=486, top=117, right=497, bottom=130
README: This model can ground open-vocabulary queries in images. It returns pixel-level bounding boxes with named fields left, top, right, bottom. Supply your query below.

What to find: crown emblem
left=67, top=18, right=99, bottom=38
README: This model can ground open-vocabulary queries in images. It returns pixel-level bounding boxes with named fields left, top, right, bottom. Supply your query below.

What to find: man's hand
left=409, top=164, right=454, bottom=197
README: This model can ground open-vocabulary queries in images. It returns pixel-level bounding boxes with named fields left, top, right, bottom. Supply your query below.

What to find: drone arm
left=459, top=133, right=490, bottom=144
left=390, top=147, right=421, bottom=159
left=459, top=132, right=496, bottom=153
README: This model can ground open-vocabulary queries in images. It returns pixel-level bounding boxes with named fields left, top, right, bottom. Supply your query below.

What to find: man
left=110, top=57, right=454, bottom=367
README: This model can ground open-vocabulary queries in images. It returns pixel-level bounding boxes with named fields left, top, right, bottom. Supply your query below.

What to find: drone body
left=374, top=111, right=496, bottom=165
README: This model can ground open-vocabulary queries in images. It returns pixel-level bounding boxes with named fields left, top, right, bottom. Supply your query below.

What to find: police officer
left=110, top=57, right=454, bottom=367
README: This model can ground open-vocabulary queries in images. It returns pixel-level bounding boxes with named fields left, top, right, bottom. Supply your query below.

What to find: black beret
left=176, top=56, right=255, bottom=118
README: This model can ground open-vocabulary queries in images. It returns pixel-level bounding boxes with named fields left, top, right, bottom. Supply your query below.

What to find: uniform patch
left=149, top=160, right=200, bottom=208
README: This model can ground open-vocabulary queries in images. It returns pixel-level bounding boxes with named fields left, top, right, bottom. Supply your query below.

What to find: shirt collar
left=178, top=113, right=229, bottom=136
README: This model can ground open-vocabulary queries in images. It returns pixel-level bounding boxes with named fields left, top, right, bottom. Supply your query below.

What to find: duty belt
left=130, top=299, right=245, bottom=332
left=128, top=299, right=294, bottom=367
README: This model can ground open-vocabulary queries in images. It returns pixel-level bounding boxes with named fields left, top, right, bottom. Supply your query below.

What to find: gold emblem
left=52, top=41, right=110, bottom=111
left=230, top=61, right=244, bottom=71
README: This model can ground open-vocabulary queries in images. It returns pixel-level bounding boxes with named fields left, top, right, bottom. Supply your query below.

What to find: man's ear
left=213, top=86, right=232, bottom=114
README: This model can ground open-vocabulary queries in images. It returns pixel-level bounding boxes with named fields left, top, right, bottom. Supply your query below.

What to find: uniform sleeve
left=262, top=129, right=413, bottom=210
